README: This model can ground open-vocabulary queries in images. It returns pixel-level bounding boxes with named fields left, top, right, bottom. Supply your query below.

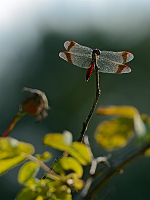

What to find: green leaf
left=97, top=106, right=147, bottom=144
left=35, top=151, right=51, bottom=162
left=66, top=173, right=84, bottom=190
left=0, top=137, right=35, bottom=175
left=24, top=177, right=40, bottom=189
left=43, top=133, right=91, bottom=166
left=18, top=161, right=39, bottom=184
left=53, top=157, right=83, bottom=177
left=97, top=105, right=138, bottom=118
left=145, top=148, right=150, bottom=156
left=0, top=156, right=26, bottom=175
left=43, top=133, right=69, bottom=151
left=70, top=142, right=92, bottom=165
left=60, top=157, right=83, bottom=177
left=52, top=159, right=64, bottom=175
left=95, top=118, right=134, bottom=151
left=73, top=177, right=84, bottom=190
left=35, top=196, right=44, bottom=200
left=18, top=141, right=35, bottom=155
left=0, top=137, right=34, bottom=159
left=16, top=187, right=37, bottom=200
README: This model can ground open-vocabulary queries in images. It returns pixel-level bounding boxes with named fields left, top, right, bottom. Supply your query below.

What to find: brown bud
left=20, top=87, right=50, bottom=122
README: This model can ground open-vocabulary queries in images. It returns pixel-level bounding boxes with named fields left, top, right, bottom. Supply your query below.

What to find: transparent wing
left=97, top=57, right=131, bottom=74
left=100, top=51, right=134, bottom=64
left=64, top=41, right=93, bottom=54
left=59, top=51, right=92, bottom=69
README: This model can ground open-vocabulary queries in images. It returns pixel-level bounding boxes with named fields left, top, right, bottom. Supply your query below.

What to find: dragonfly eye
left=93, top=49, right=101, bottom=56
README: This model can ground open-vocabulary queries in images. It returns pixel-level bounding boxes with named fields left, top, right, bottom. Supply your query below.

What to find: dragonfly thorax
left=92, top=49, right=100, bottom=62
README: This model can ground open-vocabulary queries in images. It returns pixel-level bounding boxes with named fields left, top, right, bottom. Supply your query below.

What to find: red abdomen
left=86, top=62, right=94, bottom=81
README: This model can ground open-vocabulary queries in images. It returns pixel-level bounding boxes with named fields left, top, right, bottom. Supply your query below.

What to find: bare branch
left=78, top=64, right=101, bottom=142
left=82, top=142, right=150, bottom=200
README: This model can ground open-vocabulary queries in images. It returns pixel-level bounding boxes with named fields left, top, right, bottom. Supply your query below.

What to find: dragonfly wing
left=59, top=52, right=92, bottom=69
left=100, top=51, right=134, bottom=64
left=97, top=57, right=131, bottom=74
left=64, top=41, right=93, bottom=54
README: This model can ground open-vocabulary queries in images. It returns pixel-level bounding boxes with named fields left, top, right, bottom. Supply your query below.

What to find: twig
left=78, top=64, right=101, bottom=142
left=81, top=142, right=150, bottom=200
left=1, top=112, right=26, bottom=137
left=76, top=137, right=111, bottom=199
left=25, top=154, right=60, bottom=181
left=26, top=154, right=53, bottom=174
left=90, top=155, right=111, bottom=176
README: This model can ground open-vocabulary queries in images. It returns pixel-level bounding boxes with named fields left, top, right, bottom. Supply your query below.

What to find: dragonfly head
left=93, top=49, right=100, bottom=56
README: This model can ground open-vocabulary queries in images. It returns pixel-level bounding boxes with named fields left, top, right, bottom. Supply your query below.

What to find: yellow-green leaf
left=61, top=157, right=83, bottom=178
left=66, top=173, right=84, bottom=190
left=36, top=196, right=44, bottom=200
left=95, top=118, right=134, bottom=151
left=72, top=177, right=84, bottom=190
left=43, top=133, right=69, bottom=151
left=145, top=148, right=150, bottom=156
left=35, top=151, right=51, bottom=162
left=97, top=105, right=138, bottom=118
left=0, top=137, right=34, bottom=160
left=24, top=177, right=40, bottom=189
left=18, top=141, right=35, bottom=155
left=53, top=157, right=83, bottom=177
left=16, top=187, right=37, bottom=200
left=0, top=156, right=26, bottom=175
left=0, top=137, right=35, bottom=175
left=18, top=161, right=39, bottom=184
left=141, top=114, right=150, bottom=124
left=70, top=142, right=92, bottom=165
left=52, top=159, right=64, bottom=174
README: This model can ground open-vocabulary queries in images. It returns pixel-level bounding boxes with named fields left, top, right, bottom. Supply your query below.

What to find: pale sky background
left=0, top=0, right=149, bottom=104
left=0, top=0, right=150, bottom=74
left=0, top=0, right=149, bottom=101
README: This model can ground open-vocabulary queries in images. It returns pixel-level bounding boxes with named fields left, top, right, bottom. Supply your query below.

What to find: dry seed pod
left=21, top=87, right=50, bottom=122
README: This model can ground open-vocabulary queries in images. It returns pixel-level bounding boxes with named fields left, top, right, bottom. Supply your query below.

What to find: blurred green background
left=0, top=0, right=150, bottom=199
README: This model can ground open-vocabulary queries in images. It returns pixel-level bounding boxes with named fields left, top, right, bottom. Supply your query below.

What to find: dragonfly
left=59, top=41, right=134, bottom=81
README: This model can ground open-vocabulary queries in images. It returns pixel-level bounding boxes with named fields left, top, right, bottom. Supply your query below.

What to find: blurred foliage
left=43, top=131, right=92, bottom=165
left=95, top=105, right=146, bottom=151
left=1, top=104, right=150, bottom=199
left=0, top=137, right=34, bottom=175
left=35, top=152, right=51, bottom=162
left=0, top=132, right=92, bottom=200
left=95, top=117, right=134, bottom=151
left=1, top=101, right=150, bottom=200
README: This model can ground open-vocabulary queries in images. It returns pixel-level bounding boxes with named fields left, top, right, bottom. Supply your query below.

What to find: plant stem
left=26, top=154, right=60, bottom=180
left=1, top=112, right=26, bottom=137
left=78, top=64, right=101, bottom=142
